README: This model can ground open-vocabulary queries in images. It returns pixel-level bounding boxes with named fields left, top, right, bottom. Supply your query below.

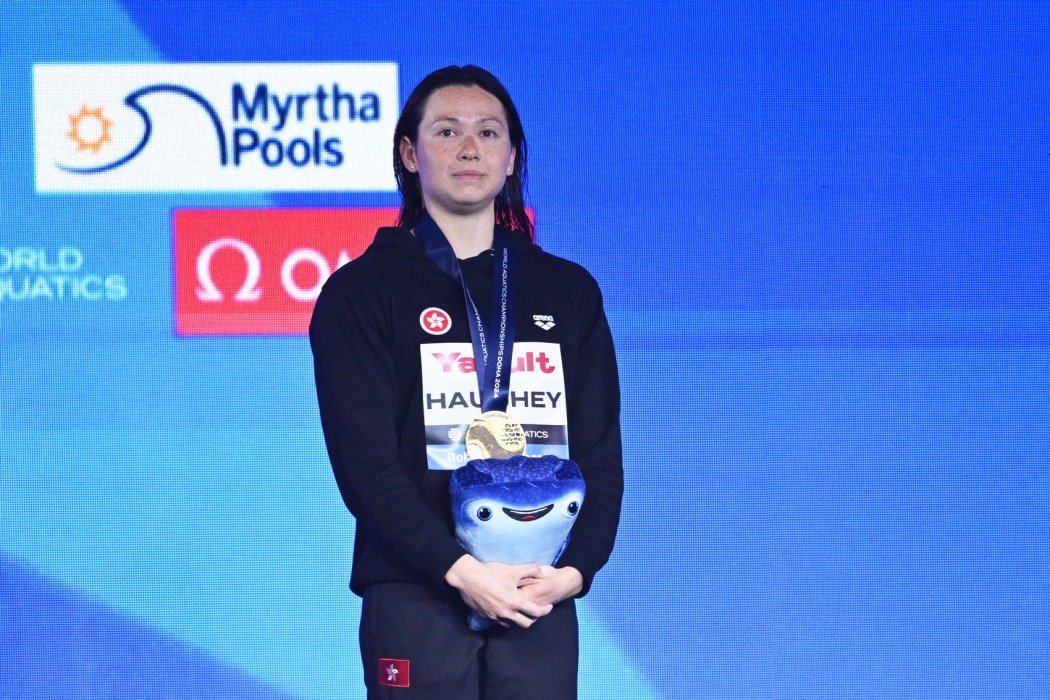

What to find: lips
left=501, top=504, right=554, bottom=522
left=452, top=170, right=484, bottom=179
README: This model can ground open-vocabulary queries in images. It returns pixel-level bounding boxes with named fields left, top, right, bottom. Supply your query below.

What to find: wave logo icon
left=34, top=63, right=398, bottom=193
left=56, top=86, right=227, bottom=175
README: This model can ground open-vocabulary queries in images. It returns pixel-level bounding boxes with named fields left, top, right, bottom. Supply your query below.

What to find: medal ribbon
left=414, top=212, right=517, bottom=413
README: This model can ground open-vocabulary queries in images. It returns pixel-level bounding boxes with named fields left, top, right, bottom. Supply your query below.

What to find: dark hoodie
left=310, top=226, right=623, bottom=597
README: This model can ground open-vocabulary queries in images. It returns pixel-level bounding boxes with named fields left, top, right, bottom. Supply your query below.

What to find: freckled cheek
left=418, top=144, right=457, bottom=166
left=490, top=149, right=514, bottom=170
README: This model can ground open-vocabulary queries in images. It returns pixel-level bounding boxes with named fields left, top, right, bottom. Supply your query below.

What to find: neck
left=426, top=207, right=495, bottom=259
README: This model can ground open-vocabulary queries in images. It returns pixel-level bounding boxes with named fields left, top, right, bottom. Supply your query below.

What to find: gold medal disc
left=465, top=411, right=527, bottom=460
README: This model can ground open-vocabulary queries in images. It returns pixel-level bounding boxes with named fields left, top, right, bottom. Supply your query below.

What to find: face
left=399, top=85, right=516, bottom=219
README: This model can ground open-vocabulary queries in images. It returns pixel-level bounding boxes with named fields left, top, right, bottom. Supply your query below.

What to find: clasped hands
left=445, top=555, right=583, bottom=629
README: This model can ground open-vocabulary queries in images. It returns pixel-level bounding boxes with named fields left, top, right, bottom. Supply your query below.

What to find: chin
left=443, top=198, right=496, bottom=216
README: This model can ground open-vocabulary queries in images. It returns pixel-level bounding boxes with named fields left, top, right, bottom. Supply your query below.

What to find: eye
left=476, top=506, right=493, bottom=521
left=564, top=501, right=579, bottom=518
left=438, top=128, right=455, bottom=137
left=480, top=129, right=497, bottom=138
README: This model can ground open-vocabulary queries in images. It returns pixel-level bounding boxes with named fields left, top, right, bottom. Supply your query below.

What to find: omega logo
left=195, top=237, right=352, bottom=303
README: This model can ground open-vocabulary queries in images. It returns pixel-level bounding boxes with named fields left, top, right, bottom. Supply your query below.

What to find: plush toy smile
left=502, top=504, right=553, bottom=521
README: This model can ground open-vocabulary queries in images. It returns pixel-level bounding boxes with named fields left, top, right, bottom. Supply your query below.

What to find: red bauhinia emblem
left=378, top=658, right=410, bottom=687
left=419, top=307, right=451, bottom=335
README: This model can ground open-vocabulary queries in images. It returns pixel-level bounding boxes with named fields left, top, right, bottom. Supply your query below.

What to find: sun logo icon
left=66, top=106, right=113, bottom=154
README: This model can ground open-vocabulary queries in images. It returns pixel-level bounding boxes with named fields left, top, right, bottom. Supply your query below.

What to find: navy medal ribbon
left=413, top=212, right=517, bottom=413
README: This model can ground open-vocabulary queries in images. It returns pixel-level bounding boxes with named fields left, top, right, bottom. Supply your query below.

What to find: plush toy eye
left=564, top=501, right=579, bottom=517
left=476, top=506, right=493, bottom=521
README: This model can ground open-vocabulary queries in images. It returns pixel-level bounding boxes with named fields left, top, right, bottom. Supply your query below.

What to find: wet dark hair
left=393, top=65, right=532, bottom=238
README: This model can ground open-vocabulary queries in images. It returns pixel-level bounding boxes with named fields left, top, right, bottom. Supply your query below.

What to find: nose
left=458, top=135, right=478, bottom=160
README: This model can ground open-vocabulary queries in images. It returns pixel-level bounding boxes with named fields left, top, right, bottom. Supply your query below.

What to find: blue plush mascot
left=450, top=454, right=586, bottom=631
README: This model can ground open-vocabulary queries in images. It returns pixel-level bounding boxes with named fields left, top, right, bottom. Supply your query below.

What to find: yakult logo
left=431, top=351, right=557, bottom=374
left=174, top=208, right=397, bottom=335
left=34, top=63, right=398, bottom=192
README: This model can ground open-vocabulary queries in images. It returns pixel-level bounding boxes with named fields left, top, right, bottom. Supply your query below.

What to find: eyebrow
left=430, top=116, right=505, bottom=125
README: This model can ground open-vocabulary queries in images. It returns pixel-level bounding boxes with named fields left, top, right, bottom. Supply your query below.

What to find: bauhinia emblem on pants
left=378, top=658, right=410, bottom=687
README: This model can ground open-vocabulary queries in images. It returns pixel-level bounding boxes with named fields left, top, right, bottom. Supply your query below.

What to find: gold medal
left=465, top=410, right=527, bottom=460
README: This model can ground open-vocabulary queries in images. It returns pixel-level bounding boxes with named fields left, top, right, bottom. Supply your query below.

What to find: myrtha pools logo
left=33, top=63, right=398, bottom=192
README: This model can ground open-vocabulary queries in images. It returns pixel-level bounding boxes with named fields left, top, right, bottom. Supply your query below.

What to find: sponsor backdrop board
left=2, top=2, right=1048, bottom=700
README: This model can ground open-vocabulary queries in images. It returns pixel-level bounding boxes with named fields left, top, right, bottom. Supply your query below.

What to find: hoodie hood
left=366, top=225, right=541, bottom=262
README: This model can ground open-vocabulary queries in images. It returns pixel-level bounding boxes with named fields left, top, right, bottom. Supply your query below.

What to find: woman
left=311, top=65, right=623, bottom=699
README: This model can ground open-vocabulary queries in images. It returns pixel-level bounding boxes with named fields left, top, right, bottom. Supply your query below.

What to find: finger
left=518, top=600, right=554, bottom=619
left=505, top=612, right=536, bottom=629
left=527, top=586, right=557, bottom=606
left=518, top=567, right=551, bottom=580
left=512, top=563, right=544, bottom=579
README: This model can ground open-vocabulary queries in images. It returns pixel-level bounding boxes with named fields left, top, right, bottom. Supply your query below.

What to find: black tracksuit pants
left=359, top=582, right=578, bottom=699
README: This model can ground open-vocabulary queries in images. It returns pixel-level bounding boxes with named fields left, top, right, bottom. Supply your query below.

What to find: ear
left=506, top=147, right=516, bottom=176
left=399, top=135, right=418, bottom=173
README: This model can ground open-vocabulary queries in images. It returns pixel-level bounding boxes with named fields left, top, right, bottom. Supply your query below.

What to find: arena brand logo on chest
left=173, top=208, right=397, bottom=335
left=33, top=63, right=398, bottom=192
left=533, top=314, right=555, bottom=330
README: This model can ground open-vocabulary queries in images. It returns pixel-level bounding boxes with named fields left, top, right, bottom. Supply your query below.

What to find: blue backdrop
left=2, top=2, right=1048, bottom=698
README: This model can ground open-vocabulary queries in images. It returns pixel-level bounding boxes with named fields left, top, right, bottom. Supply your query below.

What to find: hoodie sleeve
left=555, top=274, right=624, bottom=597
left=310, top=268, right=467, bottom=587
